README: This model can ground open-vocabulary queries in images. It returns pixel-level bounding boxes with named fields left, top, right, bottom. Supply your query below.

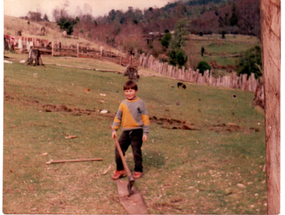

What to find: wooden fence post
left=51, top=41, right=54, bottom=57
left=260, top=0, right=281, bottom=214
left=100, top=46, right=103, bottom=56
left=77, top=43, right=79, bottom=58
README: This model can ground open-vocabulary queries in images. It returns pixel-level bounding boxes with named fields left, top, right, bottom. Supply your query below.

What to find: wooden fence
left=138, top=53, right=260, bottom=92
left=10, top=35, right=136, bottom=65
left=11, top=35, right=260, bottom=92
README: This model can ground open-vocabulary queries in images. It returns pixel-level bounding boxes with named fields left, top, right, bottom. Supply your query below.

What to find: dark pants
left=115, top=129, right=143, bottom=172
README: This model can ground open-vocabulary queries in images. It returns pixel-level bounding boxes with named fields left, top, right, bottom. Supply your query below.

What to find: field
left=3, top=53, right=266, bottom=214
left=185, top=33, right=261, bottom=78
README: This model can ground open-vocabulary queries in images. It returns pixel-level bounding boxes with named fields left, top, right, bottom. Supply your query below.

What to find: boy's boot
left=112, top=170, right=126, bottom=180
left=133, top=171, right=143, bottom=179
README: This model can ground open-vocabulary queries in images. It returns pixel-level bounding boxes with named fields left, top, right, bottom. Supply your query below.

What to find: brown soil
left=4, top=92, right=260, bottom=134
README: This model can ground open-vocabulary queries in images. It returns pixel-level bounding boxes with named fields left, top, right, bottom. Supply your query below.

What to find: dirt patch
left=4, top=92, right=114, bottom=118
left=208, top=123, right=240, bottom=133
left=149, top=116, right=199, bottom=130
left=5, top=92, right=260, bottom=134
left=149, top=115, right=260, bottom=134
left=41, top=104, right=97, bottom=116
left=153, top=202, right=183, bottom=213
left=208, top=123, right=260, bottom=134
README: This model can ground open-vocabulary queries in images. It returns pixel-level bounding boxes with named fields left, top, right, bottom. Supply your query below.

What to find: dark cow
left=26, top=48, right=44, bottom=66
left=124, top=65, right=139, bottom=80
left=177, top=82, right=186, bottom=89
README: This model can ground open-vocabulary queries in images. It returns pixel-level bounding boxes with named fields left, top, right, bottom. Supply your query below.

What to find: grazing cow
left=177, top=82, right=186, bottom=89
left=26, top=48, right=44, bottom=66
left=124, top=65, right=139, bottom=80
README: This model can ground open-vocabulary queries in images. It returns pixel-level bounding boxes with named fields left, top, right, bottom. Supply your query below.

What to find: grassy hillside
left=3, top=55, right=266, bottom=214
left=4, top=15, right=118, bottom=53
left=186, top=33, right=261, bottom=75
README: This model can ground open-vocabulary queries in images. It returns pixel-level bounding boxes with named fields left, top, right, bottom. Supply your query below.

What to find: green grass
left=187, top=33, right=261, bottom=69
left=3, top=55, right=266, bottom=214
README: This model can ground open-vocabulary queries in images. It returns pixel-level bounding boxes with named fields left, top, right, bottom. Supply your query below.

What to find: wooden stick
left=46, top=158, right=103, bottom=165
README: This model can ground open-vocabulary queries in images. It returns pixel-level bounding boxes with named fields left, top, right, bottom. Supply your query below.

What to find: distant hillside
left=189, top=0, right=260, bottom=36
left=4, top=0, right=261, bottom=73
left=93, top=0, right=259, bottom=35
left=3, top=15, right=118, bottom=53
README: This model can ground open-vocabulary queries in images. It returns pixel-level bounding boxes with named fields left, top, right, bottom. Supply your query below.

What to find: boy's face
left=124, top=88, right=137, bottom=100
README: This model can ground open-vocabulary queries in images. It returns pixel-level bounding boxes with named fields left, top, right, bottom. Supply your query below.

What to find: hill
left=190, top=0, right=260, bottom=36
left=94, top=0, right=260, bottom=36
left=4, top=15, right=117, bottom=52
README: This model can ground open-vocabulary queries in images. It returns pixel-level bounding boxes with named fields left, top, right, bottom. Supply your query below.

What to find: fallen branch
left=46, top=158, right=103, bottom=165
left=102, top=165, right=112, bottom=175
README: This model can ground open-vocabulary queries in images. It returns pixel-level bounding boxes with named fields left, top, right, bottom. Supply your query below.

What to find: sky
left=4, top=0, right=172, bottom=20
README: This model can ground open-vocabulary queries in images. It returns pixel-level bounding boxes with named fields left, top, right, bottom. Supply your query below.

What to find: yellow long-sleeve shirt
left=112, top=97, right=150, bottom=134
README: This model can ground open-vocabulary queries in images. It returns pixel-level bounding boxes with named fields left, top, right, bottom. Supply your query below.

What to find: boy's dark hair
left=124, top=80, right=138, bottom=91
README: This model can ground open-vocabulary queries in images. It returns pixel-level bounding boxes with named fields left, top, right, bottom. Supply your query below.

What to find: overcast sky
left=4, top=0, right=172, bottom=20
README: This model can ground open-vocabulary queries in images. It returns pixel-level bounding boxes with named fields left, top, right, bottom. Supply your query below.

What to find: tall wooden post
left=260, top=0, right=280, bottom=214
left=77, top=43, right=79, bottom=58
left=51, top=41, right=54, bottom=57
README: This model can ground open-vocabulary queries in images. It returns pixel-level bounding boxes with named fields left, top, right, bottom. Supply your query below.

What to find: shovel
left=114, top=137, right=135, bottom=196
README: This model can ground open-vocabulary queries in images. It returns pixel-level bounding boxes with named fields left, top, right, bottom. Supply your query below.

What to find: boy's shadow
left=143, top=150, right=165, bottom=172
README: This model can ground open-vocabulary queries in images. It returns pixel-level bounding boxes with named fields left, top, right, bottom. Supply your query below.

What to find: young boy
left=111, top=80, right=150, bottom=180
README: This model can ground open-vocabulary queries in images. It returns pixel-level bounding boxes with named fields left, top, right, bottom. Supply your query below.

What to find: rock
left=99, top=109, right=109, bottom=114
left=237, top=183, right=246, bottom=188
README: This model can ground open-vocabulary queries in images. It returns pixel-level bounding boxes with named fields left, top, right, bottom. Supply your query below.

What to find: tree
left=28, top=11, right=42, bottom=21
left=168, top=49, right=188, bottom=67
left=230, top=3, right=238, bottom=26
left=170, top=18, right=189, bottom=49
left=196, top=61, right=211, bottom=75
left=237, top=45, right=262, bottom=79
left=43, top=14, right=49, bottom=22
left=161, top=30, right=172, bottom=48
left=52, top=8, right=68, bottom=22
left=167, top=19, right=189, bottom=67
left=57, top=17, right=75, bottom=35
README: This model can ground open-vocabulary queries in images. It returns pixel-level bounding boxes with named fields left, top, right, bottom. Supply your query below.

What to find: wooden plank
left=116, top=180, right=148, bottom=214
left=46, top=158, right=103, bottom=165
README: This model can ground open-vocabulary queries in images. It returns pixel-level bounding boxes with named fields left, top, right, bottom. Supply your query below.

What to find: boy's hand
left=112, top=131, right=117, bottom=139
left=142, top=134, right=148, bottom=142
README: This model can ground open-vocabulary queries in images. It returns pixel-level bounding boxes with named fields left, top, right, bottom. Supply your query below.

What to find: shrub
left=57, top=17, right=74, bottom=35
left=221, top=30, right=226, bottom=39
left=196, top=61, right=211, bottom=75
left=168, top=49, right=188, bottom=67
left=161, top=32, right=172, bottom=48
left=237, top=45, right=262, bottom=79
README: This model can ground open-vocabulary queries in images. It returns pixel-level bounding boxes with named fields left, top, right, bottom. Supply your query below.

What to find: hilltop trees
left=28, top=12, right=42, bottom=21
